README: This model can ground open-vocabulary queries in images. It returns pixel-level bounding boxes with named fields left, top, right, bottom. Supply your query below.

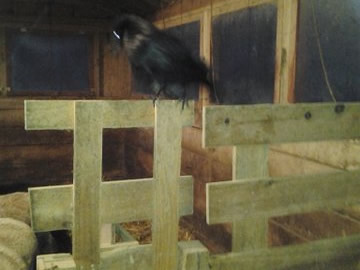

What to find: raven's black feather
left=113, top=14, right=217, bottom=106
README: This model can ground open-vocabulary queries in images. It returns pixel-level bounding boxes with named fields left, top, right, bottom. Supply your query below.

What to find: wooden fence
left=204, top=102, right=360, bottom=269
left=26, top=101, right=360, bottom=269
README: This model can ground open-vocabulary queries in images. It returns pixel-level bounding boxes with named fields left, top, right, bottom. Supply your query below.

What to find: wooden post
left=232, top=145, right=269, bottom=251
left=73, top=102, right=103, bottom=269
left=152, top=101, right=183, bottom=270
left=0, top=28, right=7, bottom=96
left=274, top=0, right=299, bottom=104
left=194, top=9, right=212, bottom=127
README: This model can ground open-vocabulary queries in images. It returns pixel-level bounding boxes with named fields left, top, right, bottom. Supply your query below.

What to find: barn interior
left=0, top=0, right=360, bottom=269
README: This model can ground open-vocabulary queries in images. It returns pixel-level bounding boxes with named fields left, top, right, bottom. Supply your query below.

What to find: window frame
left=4, top=28, right=100, bottom=97
left=155, top=0, right=298, bottom=125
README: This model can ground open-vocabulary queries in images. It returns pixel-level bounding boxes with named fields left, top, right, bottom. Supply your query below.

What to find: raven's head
left=113, top=15, right=154, bottom=47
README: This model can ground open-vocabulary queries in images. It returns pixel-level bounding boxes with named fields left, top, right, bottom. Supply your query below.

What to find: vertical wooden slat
left=232, top=145, right=269, bottom=251
left=195, top=9, right=212, bottom=127
left=73, top=101, right=103, bottom=269
left=0, top=28, right=7, bottom=96
left=274, top=0, right=299, bottom=104
left=152, top=101, right=183, bottom=270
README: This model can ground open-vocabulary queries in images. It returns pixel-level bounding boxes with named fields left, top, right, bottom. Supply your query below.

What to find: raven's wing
left=132, top=31, right=208, bottom=83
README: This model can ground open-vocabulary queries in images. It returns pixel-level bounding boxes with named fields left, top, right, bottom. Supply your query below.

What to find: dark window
left=212, top=4, right=277, bottom=104
left=8, top=31, right=91, bottom=93
left=295, top=0, right=360, bottom=102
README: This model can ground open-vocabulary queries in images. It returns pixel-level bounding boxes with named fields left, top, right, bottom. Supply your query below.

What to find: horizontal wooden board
left=209, top=234, right=360, bottom=270
left=206, top=170, right=360, bottom=224
left=0, top=134, right=127, bottom=189
left=0, top=128, right=73, bottom=146
left=25, top=100, right=194, bottom=130
left=25, top=100, right=75, bottom=130
left=37, top=240, right=207, bottom=270
left=271, top=211, right=360, bottom=243
left=0, top=99, right=24, bottom=110
left=29, top=176, right=193, bottom=232
left=202, top=103, right=360, bottom=147
left=0, top=109, right=24, bottom=127
left=0, top=144, right=72, bottom=164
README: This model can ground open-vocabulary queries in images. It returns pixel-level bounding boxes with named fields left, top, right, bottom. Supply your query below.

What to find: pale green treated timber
left=231, top=145, right=269, bottom=251
left=29, top=176, right=193, bottom=232
left=73, top=102, right=103, bottom=268
left=37, top=241, right=208, bottom=270
left=25, top=100, right=194, bottom=130
left=207, top=170, right=360, bottom=224
left=203, top=103, right=360, bottom=147
left=209, top=234, right=360, bottom=270
left=152, top=101, right=183, bottom=270
left=25, top=100, right=74, bottom=130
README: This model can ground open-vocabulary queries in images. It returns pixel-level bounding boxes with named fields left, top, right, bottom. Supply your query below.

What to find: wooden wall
left=0, top=26, right=132, bottom=193
left=0, top=99, right=130, bottom=193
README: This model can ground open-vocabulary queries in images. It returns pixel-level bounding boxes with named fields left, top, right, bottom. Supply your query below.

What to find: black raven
left=113, top=14, right=217, bottom=107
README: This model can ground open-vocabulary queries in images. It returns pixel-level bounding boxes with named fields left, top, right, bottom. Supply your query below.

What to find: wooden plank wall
left=0, top=98, right=128, bottom=193
left=0, top=27, right=132, bottom=192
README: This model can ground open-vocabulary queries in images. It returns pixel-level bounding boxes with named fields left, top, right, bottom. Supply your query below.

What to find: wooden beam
left=152, top=101, right=183, bottom=270
left=0, top=16, right=110, bottom=32
left=37, top=240, right=209, bottom=270
left=231, top=145, right=269, bottom=251
left=155, top=0, right=275, bottom=28
left=194, top=9, right=212, bottom=128
left=25, top=100, right=194, bottom=130
left=25, top=100, right=75, bottom=130
left=274, top=0, right=299, bottom=104
left=202, top=103, right=360, bottom=147
left=206, top=170, right=360, bottom=224
left=209, top=234, right=360, bottom=270
left=29, top=176, right=193, bottom=232
left=72, top=101, right=103, bottom=268
left=0, top=28, right=8, bottom=96
left=92, top=32, right=101, bottom=97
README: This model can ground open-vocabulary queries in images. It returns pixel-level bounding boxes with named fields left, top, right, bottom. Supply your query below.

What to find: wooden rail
left=204, top=102, right=360, bottom=268
left=27, top=100, right=197, bottom=270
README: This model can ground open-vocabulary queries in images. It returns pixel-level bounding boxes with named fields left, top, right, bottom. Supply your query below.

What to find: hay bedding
left=120, top=220, right=196, bottom=244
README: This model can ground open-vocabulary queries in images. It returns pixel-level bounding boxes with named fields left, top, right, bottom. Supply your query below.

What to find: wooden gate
left=26, top=101, right=360, bottom=269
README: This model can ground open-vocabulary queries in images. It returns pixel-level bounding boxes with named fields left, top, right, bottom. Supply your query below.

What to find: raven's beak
left=113, top=30, right=121, bottom=40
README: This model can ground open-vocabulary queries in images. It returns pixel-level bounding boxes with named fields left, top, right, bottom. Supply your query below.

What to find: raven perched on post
left=113, top=14, right=217, bottom=108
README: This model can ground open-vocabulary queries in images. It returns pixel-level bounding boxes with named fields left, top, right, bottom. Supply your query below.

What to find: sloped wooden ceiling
left=0, top=0, right=177, bottom=24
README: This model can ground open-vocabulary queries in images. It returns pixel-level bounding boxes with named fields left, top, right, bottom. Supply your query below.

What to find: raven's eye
left=113, top=30, right=121, bottom=40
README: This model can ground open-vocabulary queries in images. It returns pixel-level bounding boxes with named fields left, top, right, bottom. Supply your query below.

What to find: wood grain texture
left=207, top=170, right=360, bottom=224
left=37, top=240, right=208, bottom=270
left=102, top=43, right=132, bottom=98
left=0, top=109, right=24, bottom=127
left=274, top=0, right=299, bottom=104
left=209, top=234, right=360, bottom=270
left=0, top=28, right=7, bottom=96
left=25, top=100, right=75, bottom=130
left=25, top=100, right=194, bottom=130
left=152, top=101, right=185, bottom=270
left=73, top=101, right=103, bottom=268
left=231, top=145, right=269, bottom=251
left=203, top=103, right=360, bottom=147
left=194, top=9, right=212, bottom=127
left=29, top=176, right=193, bottom=232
